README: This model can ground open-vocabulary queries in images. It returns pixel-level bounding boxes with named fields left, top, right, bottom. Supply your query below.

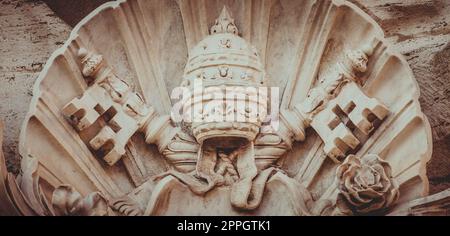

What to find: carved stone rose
left=336, top=154, right=399, bottom=215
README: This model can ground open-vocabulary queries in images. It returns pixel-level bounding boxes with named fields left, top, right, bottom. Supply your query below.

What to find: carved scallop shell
left=11, top=0, right=431, bottom=215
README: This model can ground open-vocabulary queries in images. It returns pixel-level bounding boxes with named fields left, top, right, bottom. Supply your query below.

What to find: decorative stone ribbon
left=229, top=144, right=277, bottom=210
left=153, top=142, right=277, bottom=210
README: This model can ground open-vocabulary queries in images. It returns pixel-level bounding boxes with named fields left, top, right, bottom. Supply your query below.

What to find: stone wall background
left=0, top=0, right=449, bottom=194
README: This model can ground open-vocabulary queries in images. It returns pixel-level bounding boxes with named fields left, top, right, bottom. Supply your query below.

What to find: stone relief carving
left=335, top=154, right=399, bottom=215
left=52, top=185, right=108, bottom=216
left=62, top=48, right=153, bottom=165
left=0, top=0, right=437, bottom=216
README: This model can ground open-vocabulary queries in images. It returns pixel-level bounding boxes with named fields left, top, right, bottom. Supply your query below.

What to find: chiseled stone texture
left=0, top=0, right=71, bottom=173
left=0, top=0, right=449, bottom=194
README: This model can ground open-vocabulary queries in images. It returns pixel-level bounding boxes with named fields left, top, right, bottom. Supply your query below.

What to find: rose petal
left=358, top=188, right=383, bottom=199
left=359, top=197, right=385, bottom=213
left=360, top=167, right=376, bottom=186
left=354, top=175, right=366, bottom=189
left=349, top=193, right=371, bottom=207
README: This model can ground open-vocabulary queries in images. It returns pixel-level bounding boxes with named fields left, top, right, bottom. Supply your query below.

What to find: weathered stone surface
left=0, top=0, right=71, bottom=173
left=0, top=0, right=448, bottom=195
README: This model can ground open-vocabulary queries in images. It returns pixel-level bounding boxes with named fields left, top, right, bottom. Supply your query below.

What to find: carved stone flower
left=336, top=154, right=399, bottom=214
